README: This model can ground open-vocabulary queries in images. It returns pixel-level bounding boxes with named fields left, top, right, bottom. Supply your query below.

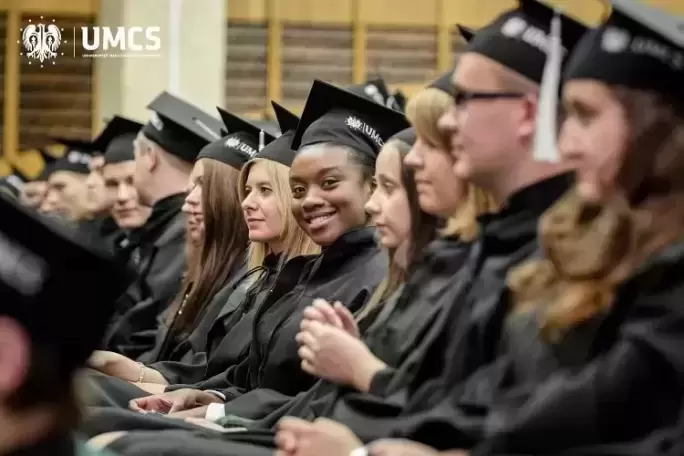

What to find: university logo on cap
left=67, top=150, right=92, bottom=165
left=500, top=14, right=566, bottom=54
left=0, top=231, right=48, bottom=296
left=345, top=116, right=384, bottom=147
left=600, top=26, right=684, bottom=70
left=601, top=27, right=632, bottom=53
left=225, top=136, right=257, bottom=157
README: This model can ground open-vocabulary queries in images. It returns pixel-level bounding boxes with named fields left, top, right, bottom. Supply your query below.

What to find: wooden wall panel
left=228, top=0, right=267, bottom=22
left=225, top=22, right=269, bottom=113
left=361, top=0, right=439, bottom=26
left=278, top=0, right=353, bottom=25
left=281, top=25, right=353, bottom=110
left=0, top=12, right=5, bottom=157
left=366, top=27, right=438, bottom=84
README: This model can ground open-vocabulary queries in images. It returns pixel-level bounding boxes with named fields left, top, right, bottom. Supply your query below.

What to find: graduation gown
left=76, top=216, right=121, bottom=256
left=88, top=236, right=471, bottom=454
left=325, top=174, right=572, bottom=447
left=81, top=255, right=289, bottom=432
left=82, top=228, right=386, bottom=439
left=83, top=257, right=248, bottom=408
left=181, top=227, right=387, bottom=402
left=464, top=239, right=684, bottom=455
left=217, top=236, right=473, bottom=428
left=101, top=193, right=188, bottom=360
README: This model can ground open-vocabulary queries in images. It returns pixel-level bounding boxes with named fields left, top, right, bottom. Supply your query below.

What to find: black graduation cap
left=465, top=0, right=588, bottom=83
left=37, top=147, right=59, bottom=181
left=457, top=24, right=476, bottom=42
left=291, top=79, right=411, bottom=159
left=391, top=127, right=417, bottom=147
left=255, top=102, right=300, bottom=167
left=94, top=116, right=143, bottom=165
left=387, top=90, right=408, bottom=113
left=0, top=196, right=132, bottom=378
left=428, top=70, right=456, bottom=94
left=346, top=78, right=392, bottom=106
left=196, top=107, right=276, bottom=170
left=49, top=137, right=98, bottom=175
left=565, top=0, right=684, bottom=100
left=140, top=91, right=224, bottom=163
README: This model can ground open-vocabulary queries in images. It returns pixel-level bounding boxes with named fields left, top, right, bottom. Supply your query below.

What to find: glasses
left=452, top=88, right=525, bottom=107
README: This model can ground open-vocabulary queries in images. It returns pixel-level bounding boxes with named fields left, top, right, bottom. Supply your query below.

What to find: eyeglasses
left=452, top=88, right=525, bottom=107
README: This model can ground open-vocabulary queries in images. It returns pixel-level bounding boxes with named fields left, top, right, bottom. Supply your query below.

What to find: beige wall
left=96, top=0, right=226, bottom=126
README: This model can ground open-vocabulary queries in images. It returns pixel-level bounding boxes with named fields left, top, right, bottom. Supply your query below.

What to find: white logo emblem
left=150, top=112, right=164, bottom=131
left=225, top=137, right=241, bottom=149
left=601, top=27, right=631, bottom=53
left=501, top=16, right=528, bottom=38
left=18, top=17, right=65, bottom=67
left=67, top=151, right=91, bottom=165
left=345, top=116, right=384, bottom=147
left=346, top=116, right=363, bottom=130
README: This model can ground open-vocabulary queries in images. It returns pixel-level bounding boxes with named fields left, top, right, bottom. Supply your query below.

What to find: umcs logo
left=81, top=26, right=161, bottom=57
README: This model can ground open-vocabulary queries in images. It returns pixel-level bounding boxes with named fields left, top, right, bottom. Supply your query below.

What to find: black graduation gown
left=91, top=237, right=472, bottom=454
left=325, top=174, right=573, bottom=447
left=77, top=216, right=121, bottom=255
left=463, top=240, right=684, bottom=455
left=83, top=257, right=249, bottom=408
left=102, top=193, right=188, bottom=360
left=141, top=253, right=248, bottom=365
left=184, top=227, right=387, bottom=402
left=216, top=237, right=473, bottom=428
left=5, top=432, right=79, bottom=456
left=82, top=228, right=386, bottom=439
left=81, top=255, right=289, bottom=432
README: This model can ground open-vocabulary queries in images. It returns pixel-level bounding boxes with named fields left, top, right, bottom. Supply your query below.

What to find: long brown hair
left=509, top=87, right=684, bottom=342
left=167, top=158, right=249, bottom=332
left=357, top=138, right=440, bottom=321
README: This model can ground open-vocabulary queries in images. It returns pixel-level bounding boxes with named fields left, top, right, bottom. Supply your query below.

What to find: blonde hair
left=238, top=158, right=320, bottom=270
left=406, top=87, right=498, bottom=242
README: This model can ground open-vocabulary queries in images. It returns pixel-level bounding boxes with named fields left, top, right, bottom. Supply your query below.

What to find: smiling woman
left=290, top=144, right=375, bottom=246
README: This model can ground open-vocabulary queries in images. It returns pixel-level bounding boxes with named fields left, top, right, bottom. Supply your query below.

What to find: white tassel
left=533, top=9, right=562, bottom=163
left=259, top=130, right=265, bottom=151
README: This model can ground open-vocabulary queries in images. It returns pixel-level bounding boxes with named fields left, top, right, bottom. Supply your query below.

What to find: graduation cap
left=36, top=147, right=59, bottom=181
left=565, top=0, right=684, bottom=101
left=292, top=79, right=411, bottom=160
left=457, top=24, right=476, bottom=42
left=94, top=116, right=144, bottom=165
left=465, top=0, right=588, bottom=83
left=387, top=90, right=408, bottom=113
left=391, top=127, right=417, bottom=147
left=49, top=137, right=99, bottom=175
left=255, top=102, right=300, bottom=167
left=346, top=78, right=393, bottom=107
left=196, top=107, right=276, bottom=170
left=428, top=70, right=456, bottom=94
left=0, top=196, right=132, bottom=378
left=141, top=91, right=224, bottom=163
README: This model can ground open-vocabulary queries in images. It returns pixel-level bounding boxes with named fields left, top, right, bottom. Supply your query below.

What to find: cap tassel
left=533, top=9, right=563, bottom=163
left=258, top=130, right=265, bottom=151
